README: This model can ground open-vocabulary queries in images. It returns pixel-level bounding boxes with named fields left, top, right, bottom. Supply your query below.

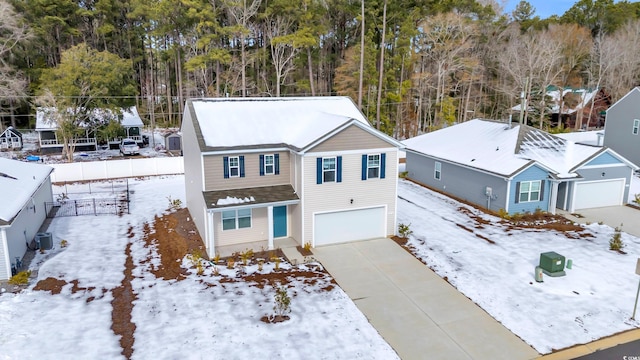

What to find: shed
left=164, top=132, right=182, bottom=151
left=0, top=127, right=23, bottom=150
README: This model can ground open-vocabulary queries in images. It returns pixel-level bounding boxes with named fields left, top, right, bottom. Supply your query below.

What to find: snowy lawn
left=398, top=179, right=640, bottom=354
left=0, top=175, right=396, bottom=359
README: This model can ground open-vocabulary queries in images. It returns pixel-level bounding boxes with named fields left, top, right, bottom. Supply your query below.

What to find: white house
left=0, top=158, right=53, bottom=280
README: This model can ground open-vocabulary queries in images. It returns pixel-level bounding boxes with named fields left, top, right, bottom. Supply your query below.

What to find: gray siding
left=575, top=165, right=633, bottom=203
left=604, top=89, right=640, bottom=166
left=181, top=109, right=208, bottom=248
left=0, top=229, right=7, bottom=280
left=1, top=176, right=53, bottom=280
left=406, top=152, right=508, bottom=213
left=308, top=124, right=391, bottom=152
left=203, top=151, right=291, bottom=191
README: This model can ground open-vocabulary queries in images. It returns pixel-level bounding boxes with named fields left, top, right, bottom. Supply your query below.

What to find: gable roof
left=36, top=106, right=142, bottom=130
left=186, top=97, right=402, bottom=153
left=0, top=158, right=53, bottom=225
left=0, top=127, right=22, bottom=139
left=403, top=119, right=605, bottom=179
left=607, top=87, right=640, bottom=114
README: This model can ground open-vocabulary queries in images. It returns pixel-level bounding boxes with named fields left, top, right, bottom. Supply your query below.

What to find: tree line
left=2, top=0, right=640, bottom=138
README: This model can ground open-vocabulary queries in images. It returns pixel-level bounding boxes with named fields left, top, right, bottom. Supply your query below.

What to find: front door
left=273, top=206, right=287, bottom=238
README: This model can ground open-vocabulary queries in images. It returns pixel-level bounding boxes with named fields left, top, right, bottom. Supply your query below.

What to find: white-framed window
left=221, top=208, right=252, bottom=230
left=367, top=154, right=380, bottom=179
left=323, top=157, right=336, bottom=183
left=434, top=162, right=442, bottom=180
left=633, top=119, right=640, bottom=135
left=264, top=154, right=275, bottom=175
left=228, top=156, right=240, bottom=177
left=518, top=180, right=541, bottom=202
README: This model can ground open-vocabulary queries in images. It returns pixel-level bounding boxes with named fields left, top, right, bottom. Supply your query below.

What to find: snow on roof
left=36, top=107, right=142, bottom=130
left=512, top=88, right=599, bottom=115
left=555, top=131, right=603, bottom=146
left=403, top=120, right=531, bottom=176
left=0, top=158, right=52, bottom=223
left=403, top=119, right=602, bottom=178
left=216, top=196, right=255, bottom=206
left=190, top=97, right=371, bottom=149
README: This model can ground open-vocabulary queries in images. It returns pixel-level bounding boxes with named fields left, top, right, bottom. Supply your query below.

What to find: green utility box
left=539, top=252, right=566, bottom=277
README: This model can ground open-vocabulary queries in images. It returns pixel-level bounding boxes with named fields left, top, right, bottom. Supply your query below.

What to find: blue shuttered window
left=362, top=153, right=385, bottom=180
left=361, top=155, right=367, bottom=180
left=223, top=156, right=229, bottom=178
left=239, top=156, right=245, bottom=177
left=259, top=155, right=265, bottom=176
left=316, top=157, right=323, bottom=184
left=274, top=154, right=280, bottom=175
left=336, top=156, right=342, bottom=183
left=317, top=156, right=341, bottom=184
left=380, top=153, right=386, bottom=179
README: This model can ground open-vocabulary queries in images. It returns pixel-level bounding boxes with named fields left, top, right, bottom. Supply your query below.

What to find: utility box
left=539, top=251, right=566, bottom=277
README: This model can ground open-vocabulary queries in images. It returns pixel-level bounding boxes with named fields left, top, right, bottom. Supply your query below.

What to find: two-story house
left=604, top=87, right=640, bottom=166
left=181, top=97, right=403, bottom=257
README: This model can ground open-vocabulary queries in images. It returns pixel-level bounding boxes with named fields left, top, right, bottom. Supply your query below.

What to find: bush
left=166, top=196, right=182, bottom=211
left=634, top=193, right=640, bottom=205
left=273, top=286, right=291, bottom=318
left=9, top=270, right=31, bottom=285
left=240, top=249, right=254, bottom=266
left=497, top=208, right=510, bottom=219
left=610, top=225, right=625, bottom=251
left=303, top=242, right=312, bottom=252
left=398, top=223, right=413, bottom=239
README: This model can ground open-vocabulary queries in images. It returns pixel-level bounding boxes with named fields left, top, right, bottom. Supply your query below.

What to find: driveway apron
left=313, top=238, right=539, bottom=360
left=560, top=206, right=640, bottom=237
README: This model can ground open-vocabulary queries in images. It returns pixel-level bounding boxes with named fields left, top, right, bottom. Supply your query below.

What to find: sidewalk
left=313, top=238, right=539, bottom=360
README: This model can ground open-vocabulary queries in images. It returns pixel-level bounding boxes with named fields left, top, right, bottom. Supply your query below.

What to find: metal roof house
left=404, top=119, right=637, bottom=215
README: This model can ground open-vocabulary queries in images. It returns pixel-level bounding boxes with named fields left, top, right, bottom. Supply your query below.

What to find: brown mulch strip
left=111, top=242, right=137, bottom=360
left=391, top=235, right=408, bottom=246
left=296, top=245, right=313, bottom=256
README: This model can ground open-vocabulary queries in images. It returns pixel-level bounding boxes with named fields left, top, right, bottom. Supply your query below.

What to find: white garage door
left=574, top=179, right=625, bottom=210
left=314, top=207, right=386, bottom=246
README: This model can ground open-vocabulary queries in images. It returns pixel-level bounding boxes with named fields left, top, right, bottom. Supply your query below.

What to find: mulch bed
left=296, top=245, right=313, bottom=256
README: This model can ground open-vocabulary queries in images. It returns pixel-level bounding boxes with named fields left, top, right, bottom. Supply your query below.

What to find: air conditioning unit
left=35, top=232, right=53, bottom=250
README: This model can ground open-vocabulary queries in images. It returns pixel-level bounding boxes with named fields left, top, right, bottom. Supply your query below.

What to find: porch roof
left=203, top=184, right=299, bottom=210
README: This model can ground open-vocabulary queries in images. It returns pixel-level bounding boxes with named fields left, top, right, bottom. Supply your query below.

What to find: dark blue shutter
left=380, top=153, right=386, bottom=179
left=239, top=156, right=245, bottom=177
left=337, top=156, right=342, bottom=183
left=316, top=157, right=322, bottom=184
left=514, top=182, right=520, bottom=203
left=259, top=155, right=265, bottom=176
left=223, top=156, right=229, bottom=179
left=275, top=154, right=280, bottom=175
left=539, top=181, right=545, bottom=202
left=361, top=154, right=367, bottom=180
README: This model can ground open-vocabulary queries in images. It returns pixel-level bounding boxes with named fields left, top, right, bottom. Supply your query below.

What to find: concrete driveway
left=313, top=238, right=539, bottom=360
left=560, top=205, right=640, bottom=237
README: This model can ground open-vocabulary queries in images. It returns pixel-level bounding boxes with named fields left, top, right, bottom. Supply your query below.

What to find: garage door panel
left=574, top=179, right=625, bottom=210
left=315, top=207, right=385, bottom=246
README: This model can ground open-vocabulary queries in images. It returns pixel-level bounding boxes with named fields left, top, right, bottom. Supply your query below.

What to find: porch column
left=267, top=205, right=274, bottom=250
left=207, top=210, right=215, bottom=255
left=549, top=180, right=559, bottom=215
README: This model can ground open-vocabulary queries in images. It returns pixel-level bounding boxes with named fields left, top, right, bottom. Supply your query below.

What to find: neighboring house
left=35, top=107, right=143, bottom=154
left=181, top=97, right=403, bottom=257
left=0, top=158, right=53, bottom=280
left=604, top=87, right=640, bottom=167
left=513, top=87, right=610, bottom=129
left=0, top=127, right=22, bottom=150
left=404, top=119, right=637, bottom=215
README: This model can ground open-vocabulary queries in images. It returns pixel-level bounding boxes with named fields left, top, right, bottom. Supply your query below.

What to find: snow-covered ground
left=0, top=175, right=397, bottom=359
left=398, top=178, right=640, bottom=353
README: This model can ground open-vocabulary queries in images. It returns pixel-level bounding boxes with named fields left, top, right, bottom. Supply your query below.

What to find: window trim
left=434, top=162, right=442, bottom=180
left=633, top=119, right=640, bottom=135
left=518, top=180, right=541, bottom=203
left=322, top=157, right=337, bottom=183
left=228, top=156, right=240, bottom=178
left=264, top=154, right=275, bottom=175
left=367, top=154, right=381, bottom=179
left=221, top=208, right=252, bottom=231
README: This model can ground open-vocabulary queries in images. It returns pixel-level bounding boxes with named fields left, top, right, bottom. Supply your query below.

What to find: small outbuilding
left=164, top=132, right=182, bottom=152
left=0, top=127, right=23, bottom=150
left=0, top=158, right=54, bottom=280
